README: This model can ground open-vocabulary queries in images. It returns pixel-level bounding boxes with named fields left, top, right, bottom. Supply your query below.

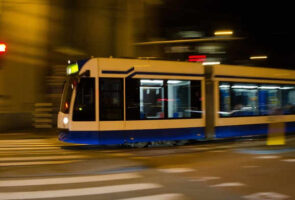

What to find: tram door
left=99, top=78, right=125, bottom=138
left=70, top=77, right=99, bottom=131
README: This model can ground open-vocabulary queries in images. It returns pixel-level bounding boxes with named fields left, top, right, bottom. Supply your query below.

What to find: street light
left=214, top=30, right=233, bottom=36
left=250, top=55, right=268, bottom=60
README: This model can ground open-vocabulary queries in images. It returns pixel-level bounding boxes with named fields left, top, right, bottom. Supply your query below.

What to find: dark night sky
left=158, top=0, right=295, bottom=67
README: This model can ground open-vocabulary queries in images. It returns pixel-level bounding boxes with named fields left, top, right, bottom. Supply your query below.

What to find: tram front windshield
left=60, top=76, right=77, bottom=113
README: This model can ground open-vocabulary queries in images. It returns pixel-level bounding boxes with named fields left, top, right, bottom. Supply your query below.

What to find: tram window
left=140, top=79, right=165, bottom=119
left=219, top=82, right=295, bottom=117
left=126, top=78, right=140, bottom=120
left=99, top=78, right=123, bottom=121
left=219, top=82, right=259, bottom=117
left=219, top=83, right=231, bottom=117
left=168, top=80, right=191, bottom=118
left=60, top=77, right=76, bottom=114
left=258, top=84, right=282, bottom=115
left=281, top=85, right=295, bottom=114
left=126, top=79, right=202, bottom=120
left=231, top=83, right=259, bottom=116
left=73, top=78, right=95, bottom=121
left=190, top=80, right=202, bottom=118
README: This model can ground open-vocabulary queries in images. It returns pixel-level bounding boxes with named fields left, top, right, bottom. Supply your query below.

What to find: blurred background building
left=0, top=0, right=147, bottom=131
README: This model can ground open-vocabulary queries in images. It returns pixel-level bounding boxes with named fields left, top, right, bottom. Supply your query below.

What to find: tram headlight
left=63, top=117, right=69, bottom=125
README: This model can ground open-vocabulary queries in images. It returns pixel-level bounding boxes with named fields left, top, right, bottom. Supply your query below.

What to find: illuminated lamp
left=0, top=43, right=7, bottom=53
left=188, top=55, right=206, bottom=62
left=67, top=63, right=79, bottom=75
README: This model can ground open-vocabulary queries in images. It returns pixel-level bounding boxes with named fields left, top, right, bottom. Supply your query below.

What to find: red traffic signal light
left=0, top=43, right=7, bottom=53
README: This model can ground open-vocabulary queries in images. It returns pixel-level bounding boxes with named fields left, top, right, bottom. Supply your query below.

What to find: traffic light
left=0, top=43, right=7, bottom=54
left=0, top=43, right=7, bottom=69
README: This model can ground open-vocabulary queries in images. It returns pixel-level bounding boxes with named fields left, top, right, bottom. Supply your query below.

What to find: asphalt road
left=0, top=131, right=295, bottom=200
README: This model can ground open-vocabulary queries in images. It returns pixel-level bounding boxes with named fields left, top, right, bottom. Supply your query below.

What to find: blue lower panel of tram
left=59, top=127, right=205, bottom=145
left=215, top=122, right=295, bottom=139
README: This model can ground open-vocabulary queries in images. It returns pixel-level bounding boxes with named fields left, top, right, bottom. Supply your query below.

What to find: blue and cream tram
left=58, top=58, right=205, bottom=146
left=58, top=58, right=295, bottom=145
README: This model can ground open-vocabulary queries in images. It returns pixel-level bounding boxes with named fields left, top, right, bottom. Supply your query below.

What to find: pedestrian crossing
left=0, top=139, right=186, bottom=199
left=0, top=138, right=87, bottom=167
left=0, top=172, right=185, bottom=200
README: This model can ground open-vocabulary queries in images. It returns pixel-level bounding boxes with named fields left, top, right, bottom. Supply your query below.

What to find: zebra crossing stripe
left=210, top=182, right=245, bottom=187
left=0, top=144, right=60, bottom=147
left=189, top=176, right=220, bottom=182
left=281, top=159, right=295, bottom=162
left=1, top=155, right=88, bottom=162
left=243, top=192, right=290, bottom=200
left=157, top=168, right=195, bottom=173
left=255, top=155, right=280, bottom=159
left=0, top=147, right=60, bottom=150
left=0, top=183, right=162, bottom=199
left=0, top=173, right=141, bottom=187
left=118, top=193, right=185, bottom=200
left=0, top=160, right=79, bottom=167
left=0, top=140, right=50, bottom=143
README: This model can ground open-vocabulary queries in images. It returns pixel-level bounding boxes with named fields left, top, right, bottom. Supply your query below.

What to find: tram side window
left=99, top=78, right=123, bottom=121
left=126, top=79, right=202, bottom=120
left=167, top=80, right=190, bottom=118
left=281, top=85, right=295, bottom=114
left=219, top=82, right=295, bottom=117
left=258, top=85, right=282, bottom=115
left=126, top=78, right=140, bottom=120
left=140, top=79, right=165, bottom=119
left=219, top=82, right=259, bottom=117
left=73, top=78, right=95, bottom=121
left=219, top=83, right=231, bottom=117
left=231, top=83, right=259, bottom=116
left=167, top=80, right=202, bottom=118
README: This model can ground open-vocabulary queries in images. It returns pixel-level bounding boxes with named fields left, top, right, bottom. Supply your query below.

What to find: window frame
left=99, top=77, right=124, bottom=121
left=219, top=81, right=295, bottom=118
left=125, top=78, right=202, bottom=120
left=72, top=77, right=96, bottom=121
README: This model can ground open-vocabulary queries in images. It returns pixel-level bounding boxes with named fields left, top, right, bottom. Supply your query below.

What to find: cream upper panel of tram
left=95, top=58, right=204, bottom=78
left=79, top=59, right=98, bottom=77
left=213, top=64, right=295, bottom=80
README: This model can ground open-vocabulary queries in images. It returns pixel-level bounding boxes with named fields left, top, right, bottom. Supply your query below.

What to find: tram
left=58, top=58, right=295, bottom=146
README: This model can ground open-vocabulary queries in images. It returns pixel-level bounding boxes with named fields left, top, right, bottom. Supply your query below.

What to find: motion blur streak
left=0, top=0, right=145, bottom=131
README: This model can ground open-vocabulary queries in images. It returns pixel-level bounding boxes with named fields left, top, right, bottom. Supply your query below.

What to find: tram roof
left=213, top=64, right=295, bottom=82
left=80, top=57, right=205, bottom=78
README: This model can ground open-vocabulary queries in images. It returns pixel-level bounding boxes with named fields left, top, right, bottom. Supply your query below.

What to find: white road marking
left=210, top=150, right=227, bottom=153
left=157, top=168, right=195, bottom=173
left=0, top=173, right=141, bottom=187
left=0, top=183, right=162, bottom=199
left=281, top=159, right=295, bottom=162
left=243, top=192, right=290, bottom=200
left=118, top=193, right=185, bottom=200
left=0, top=147, right=60, bottom=150
left=1, top=155, right=88, bottom=162
left=0, top=160, right=80, bottom=167
left=255, top=155, right=280, bottom=159
left=189, top=176, right=220, bottom=182
left=242, top=165, right=260, bottom=168
left=210, top=182, right=245, bottom=187
left=0, top=140, right=51, bottom=144
left=193, top=147, right=211, bottom=151
left=216, top=145, right=235, bottom=149
left=0, top=145, right=59, bottom=147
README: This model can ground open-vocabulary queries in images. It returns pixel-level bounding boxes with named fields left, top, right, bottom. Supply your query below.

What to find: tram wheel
left=175, top=140, right=188, bottom=146
left=132, top=142, right=148, bottom=148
